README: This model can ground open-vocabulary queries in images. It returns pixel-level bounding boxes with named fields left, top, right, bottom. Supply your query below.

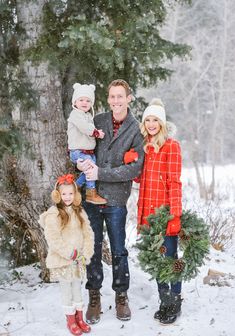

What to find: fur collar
left=166, top=121, right=177, bottom=138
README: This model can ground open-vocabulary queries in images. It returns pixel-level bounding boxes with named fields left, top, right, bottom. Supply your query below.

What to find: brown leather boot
left=115, top=292, right=131, bottom=321
left=86, top=289, right=101, bottom=325
left=86, top=188, right=107, bottom=205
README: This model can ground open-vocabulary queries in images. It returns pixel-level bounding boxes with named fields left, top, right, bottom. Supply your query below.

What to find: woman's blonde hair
left=140, top=118, right=168, bottom=153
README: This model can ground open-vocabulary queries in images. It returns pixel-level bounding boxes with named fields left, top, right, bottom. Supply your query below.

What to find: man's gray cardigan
left=94, top=109, right=144, bottom=206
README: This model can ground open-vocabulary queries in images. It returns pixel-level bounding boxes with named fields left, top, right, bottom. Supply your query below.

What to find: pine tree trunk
left=0, top=0, right=68, bottom=280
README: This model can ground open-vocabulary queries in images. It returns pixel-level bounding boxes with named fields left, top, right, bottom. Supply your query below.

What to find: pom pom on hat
left=149, top=98, right=164, bottom=107
left=142, top=98, right=166, bottom=125
left=72, top=83, right=96, bottom=106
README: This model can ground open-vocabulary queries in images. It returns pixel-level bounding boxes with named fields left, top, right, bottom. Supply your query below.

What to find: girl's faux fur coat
left=39, top=206, right=94, bottom=271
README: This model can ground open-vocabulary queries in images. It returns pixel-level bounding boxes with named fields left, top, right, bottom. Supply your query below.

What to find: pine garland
left=136, top=206, right=210, bottom=283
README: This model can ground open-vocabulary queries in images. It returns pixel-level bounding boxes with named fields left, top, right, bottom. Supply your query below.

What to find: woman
left=137, top=98, right=183, bottom=325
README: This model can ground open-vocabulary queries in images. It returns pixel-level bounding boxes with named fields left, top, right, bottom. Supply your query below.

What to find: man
left=78, top=79, right=144, bottom=324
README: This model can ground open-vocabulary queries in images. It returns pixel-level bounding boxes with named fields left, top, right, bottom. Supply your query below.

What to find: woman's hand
left=166, top=216, right=181, bottom=236
left=124, top=148, right=138, bottom=164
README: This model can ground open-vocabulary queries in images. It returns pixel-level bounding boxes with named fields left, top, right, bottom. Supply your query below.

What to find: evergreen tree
left=51, top=1, right=189, bottom=114
left=0, top=0, right=191, bottom=276
left=18, top=0, right=190, bottom=115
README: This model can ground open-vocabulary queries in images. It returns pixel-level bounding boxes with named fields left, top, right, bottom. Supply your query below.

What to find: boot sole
left=116, top=316, right=131, bottom=321
left=159, top=312, right=181, bottom=325
left=86, top=317, right=100, bottom=325
left=86, top=200, right=107, bottom=205
left=159, top=319, right=176, bottom=326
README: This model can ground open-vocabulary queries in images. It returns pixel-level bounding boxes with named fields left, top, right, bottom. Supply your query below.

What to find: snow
left=1, top=165, right=235, bottom=336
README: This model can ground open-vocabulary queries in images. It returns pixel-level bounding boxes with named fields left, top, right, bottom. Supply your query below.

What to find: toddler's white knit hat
left=142, top=98, right=166, bottom=125
left=72, top=83, right=96, bottom=106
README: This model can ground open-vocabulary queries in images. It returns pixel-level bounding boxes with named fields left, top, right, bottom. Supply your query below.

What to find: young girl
left=39, top=174, right=94, bottom=335
left=67, top=83, right=106, bottom=205
left=137, top=99, right=183, bottom=325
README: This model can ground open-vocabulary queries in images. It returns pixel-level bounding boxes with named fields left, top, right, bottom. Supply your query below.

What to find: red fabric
left=124, top=148, right=139, bottom=164
left=112, top=116, right=124, bottom=137
left=75, top=311, right=91, bottom=333
left=166, top=216, right=181, bottom=236
left=92, top=128, right=100, bottom=138
left=81, top=149, right=95, bottom=154
left=137, top=138, right=182, bottom=229
left=57, top=174, right=74, bottom=185
left=133, top=176, right=140, bottom=183
left=70, top=249, right=78, bottom=261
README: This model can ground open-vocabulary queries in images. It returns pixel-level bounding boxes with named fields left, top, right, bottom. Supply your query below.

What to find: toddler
left=67, top=83, right=106, bottom=205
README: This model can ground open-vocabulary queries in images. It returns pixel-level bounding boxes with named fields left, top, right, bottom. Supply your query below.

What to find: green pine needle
left=136, top=205, right=210, bottom=283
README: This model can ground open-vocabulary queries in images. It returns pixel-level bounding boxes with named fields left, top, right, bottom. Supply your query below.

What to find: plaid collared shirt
left=112, top=116, right=124, bottom=137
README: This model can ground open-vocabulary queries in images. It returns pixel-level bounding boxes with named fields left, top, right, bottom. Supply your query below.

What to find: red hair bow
left=57, top=174, right=74, bottom=185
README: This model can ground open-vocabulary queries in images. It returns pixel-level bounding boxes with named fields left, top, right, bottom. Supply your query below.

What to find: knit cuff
left=74, top=301, right=84, bottom=310
left=62, top=305, right=76, bottom=315
left=92, top=129, right=100, bottom=138
left=70, top=249, right=78, bottom=261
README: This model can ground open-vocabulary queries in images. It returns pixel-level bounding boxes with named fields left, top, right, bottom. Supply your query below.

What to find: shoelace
left=90, top=291, right=99, bottom=307
left=116, top=295, right=127, bottom=306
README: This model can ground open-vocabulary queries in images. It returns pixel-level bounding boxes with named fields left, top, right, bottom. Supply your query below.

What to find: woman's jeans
left=69, top=149, right=96, bottom=189
left=83, top=202, right=129, bottom=293
left=157, top=236, right=182, bottom=295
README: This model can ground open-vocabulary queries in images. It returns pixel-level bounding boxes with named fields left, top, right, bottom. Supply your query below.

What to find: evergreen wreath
left=136, top=206, right=210, bottom=284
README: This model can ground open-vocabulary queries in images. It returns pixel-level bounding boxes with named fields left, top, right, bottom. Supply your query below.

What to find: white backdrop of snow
left=0, top=165, right=235, bottom=336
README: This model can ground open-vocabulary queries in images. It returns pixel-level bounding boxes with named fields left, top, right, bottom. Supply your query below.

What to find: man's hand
left=76, top=158, right=94, bottom=172
left=85, top=162, right=98, bottom=181
left=98, top=129, right=105, bottom=139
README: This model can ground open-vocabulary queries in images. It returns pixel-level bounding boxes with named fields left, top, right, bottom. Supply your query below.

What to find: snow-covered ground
left=0, top=165, right=235, bottom=336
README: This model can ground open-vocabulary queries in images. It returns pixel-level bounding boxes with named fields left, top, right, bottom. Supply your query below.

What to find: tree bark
left=0, top=0, right=68, bottom=279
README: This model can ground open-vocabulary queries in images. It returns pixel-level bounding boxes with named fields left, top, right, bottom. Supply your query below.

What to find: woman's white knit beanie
left=142, top=98, right=166, bottom=125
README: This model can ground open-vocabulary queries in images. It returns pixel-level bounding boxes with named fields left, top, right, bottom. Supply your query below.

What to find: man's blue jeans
left=157, top=236, right=182, bottom=295
left=83, top=202, right=129, bottom=293
left=69, top=149, right=96, bottom=189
